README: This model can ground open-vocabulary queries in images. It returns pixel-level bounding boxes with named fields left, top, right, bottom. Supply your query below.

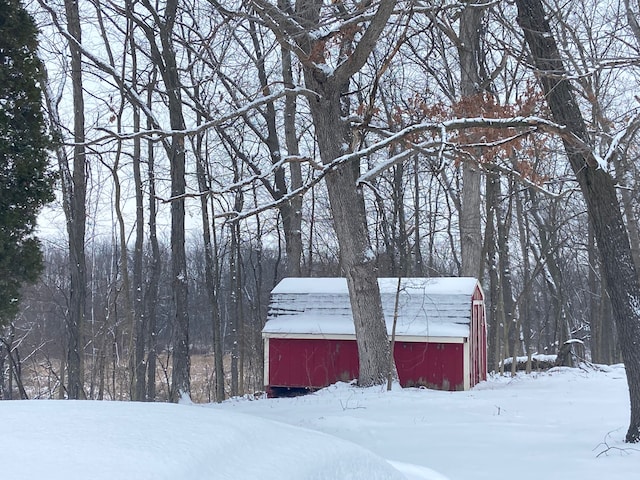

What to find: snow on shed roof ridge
left=262, top=315, right=471, bottom=338
left=271, top=277, right=479, bottom=295
left=265, top=277, right=481, bottom=338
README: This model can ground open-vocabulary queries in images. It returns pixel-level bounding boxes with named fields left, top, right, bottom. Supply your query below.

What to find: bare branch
left=89, top=87, right=318, bottom=145
left=333, top=0, right=397, bottom=81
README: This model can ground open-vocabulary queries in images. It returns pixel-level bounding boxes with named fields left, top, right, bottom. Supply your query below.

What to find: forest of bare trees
left=2, top=0, right=640, bottom=440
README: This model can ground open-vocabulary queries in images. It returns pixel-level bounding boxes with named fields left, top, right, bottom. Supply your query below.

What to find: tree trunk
left=139, top=0, right=190, bottom=401
left=458, top=1, right=485, bottom=278
left=164, top=36, right=190, bottom=404
left=494, top=176, right=517, bottom=365
left=529, top=192, right=570, bottom=362
left=246, top=17, right=304, bottom=278
left=588, top=220, right=619, bottom=365
left=516, top=0, right=640, bottom=442
left=210, top=211, right=225, bottom=401
left=412, top=156, right=425, bottom=276
left=128, top=5, right=147, bottom=402
left=229, top=220, right=241, bottom=397
left=144, top=77, right=160, bottom=402
left=485, top=167, right=502, bottom=372
left=294, top=0, right=396, bottom=386
left=192, top=80, right=225, bottom=402
left=515, top=188, right=533, bottom=360
left=0, top=338, right=5, bottom=399
left=392, top=163, right=409, bottom=276
left=306, top=84, right=392, bottom=384
left=614, top=160, right=640, bottom=273
left=63, top=0, right=87, bottom=400
left=278, top=17, right=304, bottom=277
left=587, top=219, right=602, bottom=363
left=109, top=103, right=136, bottom=400
left=132, top=111, right=147, bottom=401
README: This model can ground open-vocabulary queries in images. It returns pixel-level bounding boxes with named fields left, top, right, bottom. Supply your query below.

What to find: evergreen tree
left=0, top=0, right=55, bottom=324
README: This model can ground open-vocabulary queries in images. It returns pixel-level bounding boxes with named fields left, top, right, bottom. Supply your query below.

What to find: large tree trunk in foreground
left=516, top=0, right=640, bottom=443
left=294, top=0, right=396, bottom=386
left=309, top=91, right=391, bottom=385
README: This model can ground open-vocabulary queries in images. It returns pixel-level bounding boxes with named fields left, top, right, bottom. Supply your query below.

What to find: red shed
left=263, top=277, right=486, bottom=395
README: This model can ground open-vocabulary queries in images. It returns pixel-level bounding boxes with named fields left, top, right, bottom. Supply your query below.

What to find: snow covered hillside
left=3, top=365, right=638, bottom=479
left=212, top=364, right=638, bottom=480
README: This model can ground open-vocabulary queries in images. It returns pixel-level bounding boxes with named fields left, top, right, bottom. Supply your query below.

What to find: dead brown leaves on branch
left=385, top=82, right=551, bottom=185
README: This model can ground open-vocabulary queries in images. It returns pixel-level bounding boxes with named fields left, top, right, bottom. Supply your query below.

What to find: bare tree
left=144, top=74, right=162, bottom=402
left=516, top=0, right=640, bottom=443
left=61, top=0, right=87, bottom=400
left=250, top=0, right=399, bottom=385
left=126, top=0, right=148, bottom=402
left=278, top=0, right=304, bottom=277
left=458, top=0, right=486, bottom=278
left=134, top=0, right=191, bottom=401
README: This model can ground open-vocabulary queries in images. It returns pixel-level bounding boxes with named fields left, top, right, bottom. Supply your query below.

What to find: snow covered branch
left=87, top=88, right=318, bottom=145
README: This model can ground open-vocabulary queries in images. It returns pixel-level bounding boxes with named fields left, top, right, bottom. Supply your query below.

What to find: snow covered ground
left=4, top=399, right=406, bottom=480
left=3, top=364, right=638, bottom=479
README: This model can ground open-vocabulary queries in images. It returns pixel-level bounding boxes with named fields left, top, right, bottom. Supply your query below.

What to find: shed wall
left=470, top=284, right=487, bottom=387
left=268, top=338, right=359, bottom=389
left=393, top=341, right=465, bottom=390
left=266, top=337, right=465, bottom=391
left=264, top=277, right=487, bottom=393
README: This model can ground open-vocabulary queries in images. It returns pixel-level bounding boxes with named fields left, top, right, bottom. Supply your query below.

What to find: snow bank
left=215, top=365, right=638, bottom=480
left=4, top=365, right=637, bottom=480
left=3, top=400, right=406, bottom=480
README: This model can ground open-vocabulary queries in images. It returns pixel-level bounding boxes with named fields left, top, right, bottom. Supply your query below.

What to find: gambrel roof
left=263, top=277, right=481, bottom=338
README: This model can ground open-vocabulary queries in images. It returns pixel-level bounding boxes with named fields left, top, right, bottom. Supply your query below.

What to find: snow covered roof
left=263, top=277, right=481, bottom=338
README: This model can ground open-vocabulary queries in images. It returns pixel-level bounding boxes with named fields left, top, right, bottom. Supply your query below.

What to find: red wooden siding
left=393, top=341, right=465, bottom=390
left=472, top=301, right=487, bottom=385
left=470, top=284, right=487, bottom=387
left=268, top=338, right=465, bottom=391
left=268, top=338, right=359, bottom=389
